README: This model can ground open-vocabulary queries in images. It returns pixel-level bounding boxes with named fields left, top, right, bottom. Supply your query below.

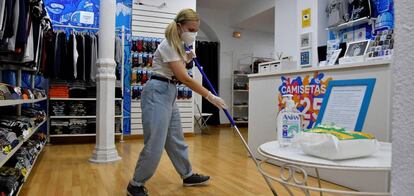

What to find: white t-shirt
left=152, top=39, right=184, bottom=80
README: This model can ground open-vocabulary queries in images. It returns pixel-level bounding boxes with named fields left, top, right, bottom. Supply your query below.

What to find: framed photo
left=315, top=79, right=376, bottom=131
left=300, top=49, right=312, bottom=67
left=327, top=49, right=342, bottom=65
left=300, top=32, right=312, bottom=49
left=345, top=40, right=370, bottom=57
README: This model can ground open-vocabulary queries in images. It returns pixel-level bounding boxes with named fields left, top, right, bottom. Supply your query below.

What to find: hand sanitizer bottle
left=277, top=94, right=302, bottom=147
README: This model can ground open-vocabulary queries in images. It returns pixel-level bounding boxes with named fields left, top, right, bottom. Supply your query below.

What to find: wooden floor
left=20, top=127, right=351, bottom=196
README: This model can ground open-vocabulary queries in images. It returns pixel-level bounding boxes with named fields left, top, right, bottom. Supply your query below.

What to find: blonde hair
left=165, top=9, right=199, bottom=60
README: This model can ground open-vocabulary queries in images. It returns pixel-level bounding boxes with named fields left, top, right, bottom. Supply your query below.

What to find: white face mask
left=181, top=31, right=198, bottom=45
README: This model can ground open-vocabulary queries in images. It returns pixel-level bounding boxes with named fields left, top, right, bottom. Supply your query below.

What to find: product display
left=0, top=83, right=46, bottom=101
left=131, top=37, right=162, bottom=68
left=349, top=0, right=373, bottom=20
left=367, top=29, right=394, bottom=59
left=131, top=36, right=194, bottom=101
left=0, top=0, right=51, bottom=65
left=0, top=132, right=46, bottom=196
left=277, top=95, right=302, bottom=147
left=326, top=0, right=350, bottom=27
left=41, top=31, right=99, bottom=82
left=296, top=125, right=379, bottom=160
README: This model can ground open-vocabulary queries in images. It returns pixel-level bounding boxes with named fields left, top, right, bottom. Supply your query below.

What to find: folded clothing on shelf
left=69, top=81, right=87, bottom=98
left=1, top=133, right=46, bottom=195
left=0, top=167, right=24, bottom=196
left=51, top=101, right=66, bottom=116
left=0, top=129, right=19, bottom=150
left=21, top=108, right=47, bottom=124
left=69, top=102, right=87, bottom=116
left=0, top=83, right=45, bottom=100
left=68, top=119, right=87, bottom=134
left=51, top=120, right=69, bottom=135
left=49, top=82, right=69, bottom=98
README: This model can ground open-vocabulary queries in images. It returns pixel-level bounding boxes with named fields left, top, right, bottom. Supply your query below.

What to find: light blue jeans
left=131, top=79, right=193, bottom=186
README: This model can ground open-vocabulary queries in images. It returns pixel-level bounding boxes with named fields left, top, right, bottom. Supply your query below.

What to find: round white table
left=257, top=141, right=391, bottom=196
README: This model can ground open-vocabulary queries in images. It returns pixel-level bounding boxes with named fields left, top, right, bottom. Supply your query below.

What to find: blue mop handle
left=191, top=57, right=236, bottom=126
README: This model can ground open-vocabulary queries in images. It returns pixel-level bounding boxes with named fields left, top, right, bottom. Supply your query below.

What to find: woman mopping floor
left=127, top=8, right=227, bottom=196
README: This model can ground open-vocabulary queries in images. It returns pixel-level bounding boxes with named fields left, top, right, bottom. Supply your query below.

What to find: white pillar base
left=89, top=147, right=121, bottom=163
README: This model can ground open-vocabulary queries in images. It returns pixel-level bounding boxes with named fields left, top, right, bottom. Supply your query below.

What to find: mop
left=189, top=53, right=278, bottom=196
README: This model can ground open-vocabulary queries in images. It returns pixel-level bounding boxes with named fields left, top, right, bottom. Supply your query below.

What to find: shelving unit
left=0, top=63, right=48, bottom=196
left=49, top=132, right=123, bottom=138
left=49, top=98, right=123, bottom=101
left=15, top=143, right=45, bottom=196
left=327, top=17, right=377, bottom=33
left=47, top=98, right=124, bottom=141
left=0, top=97, right=48, bottom=107
left=231, top=60, right=250, bottom=124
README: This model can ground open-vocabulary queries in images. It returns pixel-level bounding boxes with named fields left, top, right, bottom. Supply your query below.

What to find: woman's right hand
left=205, top=91, right=228, bottom=109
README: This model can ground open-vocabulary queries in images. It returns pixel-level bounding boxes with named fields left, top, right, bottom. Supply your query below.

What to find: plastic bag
left=296, top=127, right=379, bottom=160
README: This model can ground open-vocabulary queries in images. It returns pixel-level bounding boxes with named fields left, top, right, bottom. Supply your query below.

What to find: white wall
left=274, top=0, right=298, bottom=61
left=392, top=0, right=414, bottom=195
left=230, top=0, right=275, bottom=26
left=197, top=7, right=275, bottom=124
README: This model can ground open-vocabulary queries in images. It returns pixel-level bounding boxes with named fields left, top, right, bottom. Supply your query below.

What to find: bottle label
left=281, top=114, right=301, bottom=139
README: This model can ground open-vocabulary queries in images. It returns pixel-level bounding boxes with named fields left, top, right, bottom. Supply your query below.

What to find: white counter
left=248, top=60, right=392, bottom=192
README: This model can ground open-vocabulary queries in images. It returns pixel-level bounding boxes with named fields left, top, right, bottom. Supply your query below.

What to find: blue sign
left=45, top=0, right=100, bottom=28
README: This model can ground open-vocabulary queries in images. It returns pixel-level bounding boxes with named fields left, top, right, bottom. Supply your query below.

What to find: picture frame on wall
left=300, top=49, right=312, bottom=67
left=300, top=32, right=312, bottom=49
left=345, top=40, right=370, bottom=57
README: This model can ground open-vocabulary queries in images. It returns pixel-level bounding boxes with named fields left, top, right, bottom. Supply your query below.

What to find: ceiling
left=237, top=7, right=274, bottom=33
left=197, top=0, right=274, bottom=33
left=197, top=0, right=247, bottom=10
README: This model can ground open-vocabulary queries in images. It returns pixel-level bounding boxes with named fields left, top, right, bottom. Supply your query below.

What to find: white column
left=391, top=0, right=414, bottom=194
left=90, top=0, right=121, bottom=163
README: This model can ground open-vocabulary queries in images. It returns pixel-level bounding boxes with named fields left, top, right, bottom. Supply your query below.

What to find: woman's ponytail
left=165, top=9, right=199, bottom=61
left=165, top=20, right=186, bottom=60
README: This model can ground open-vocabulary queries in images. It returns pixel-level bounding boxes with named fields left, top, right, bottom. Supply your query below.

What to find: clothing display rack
left=116, top=26, right=126, bottom=142
left=46, top=25, right=125, bottom=142
left=53, top=24, right=100, bottom=30
left=0, top=65, right=48, bottom=196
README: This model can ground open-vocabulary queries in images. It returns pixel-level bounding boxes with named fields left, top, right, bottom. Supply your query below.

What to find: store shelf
left=50, top=132, right=122, bottom=137
left=0, top=142, right=23, bottom=168
left=233, top=105, right=248, bottom=108
left=0, top=120, right=46, bottom=168
left=327, top=17, right=376, bottom=31
left=24, top=120, right=47, bottom=140
left=0, top=97, right=47, bottom=107
left=234, top=73, right=248, bottom=77
left=23, top=144, right=44, bottom=181
left=0, top=64, right=38, bottom=72
left=50, top=115, right=123, bottom=119
left=50, top=116, right=97, bottom=119
left=235, top=121, right=248, bottom=123
left=49, top=98, right=123, bottom=101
